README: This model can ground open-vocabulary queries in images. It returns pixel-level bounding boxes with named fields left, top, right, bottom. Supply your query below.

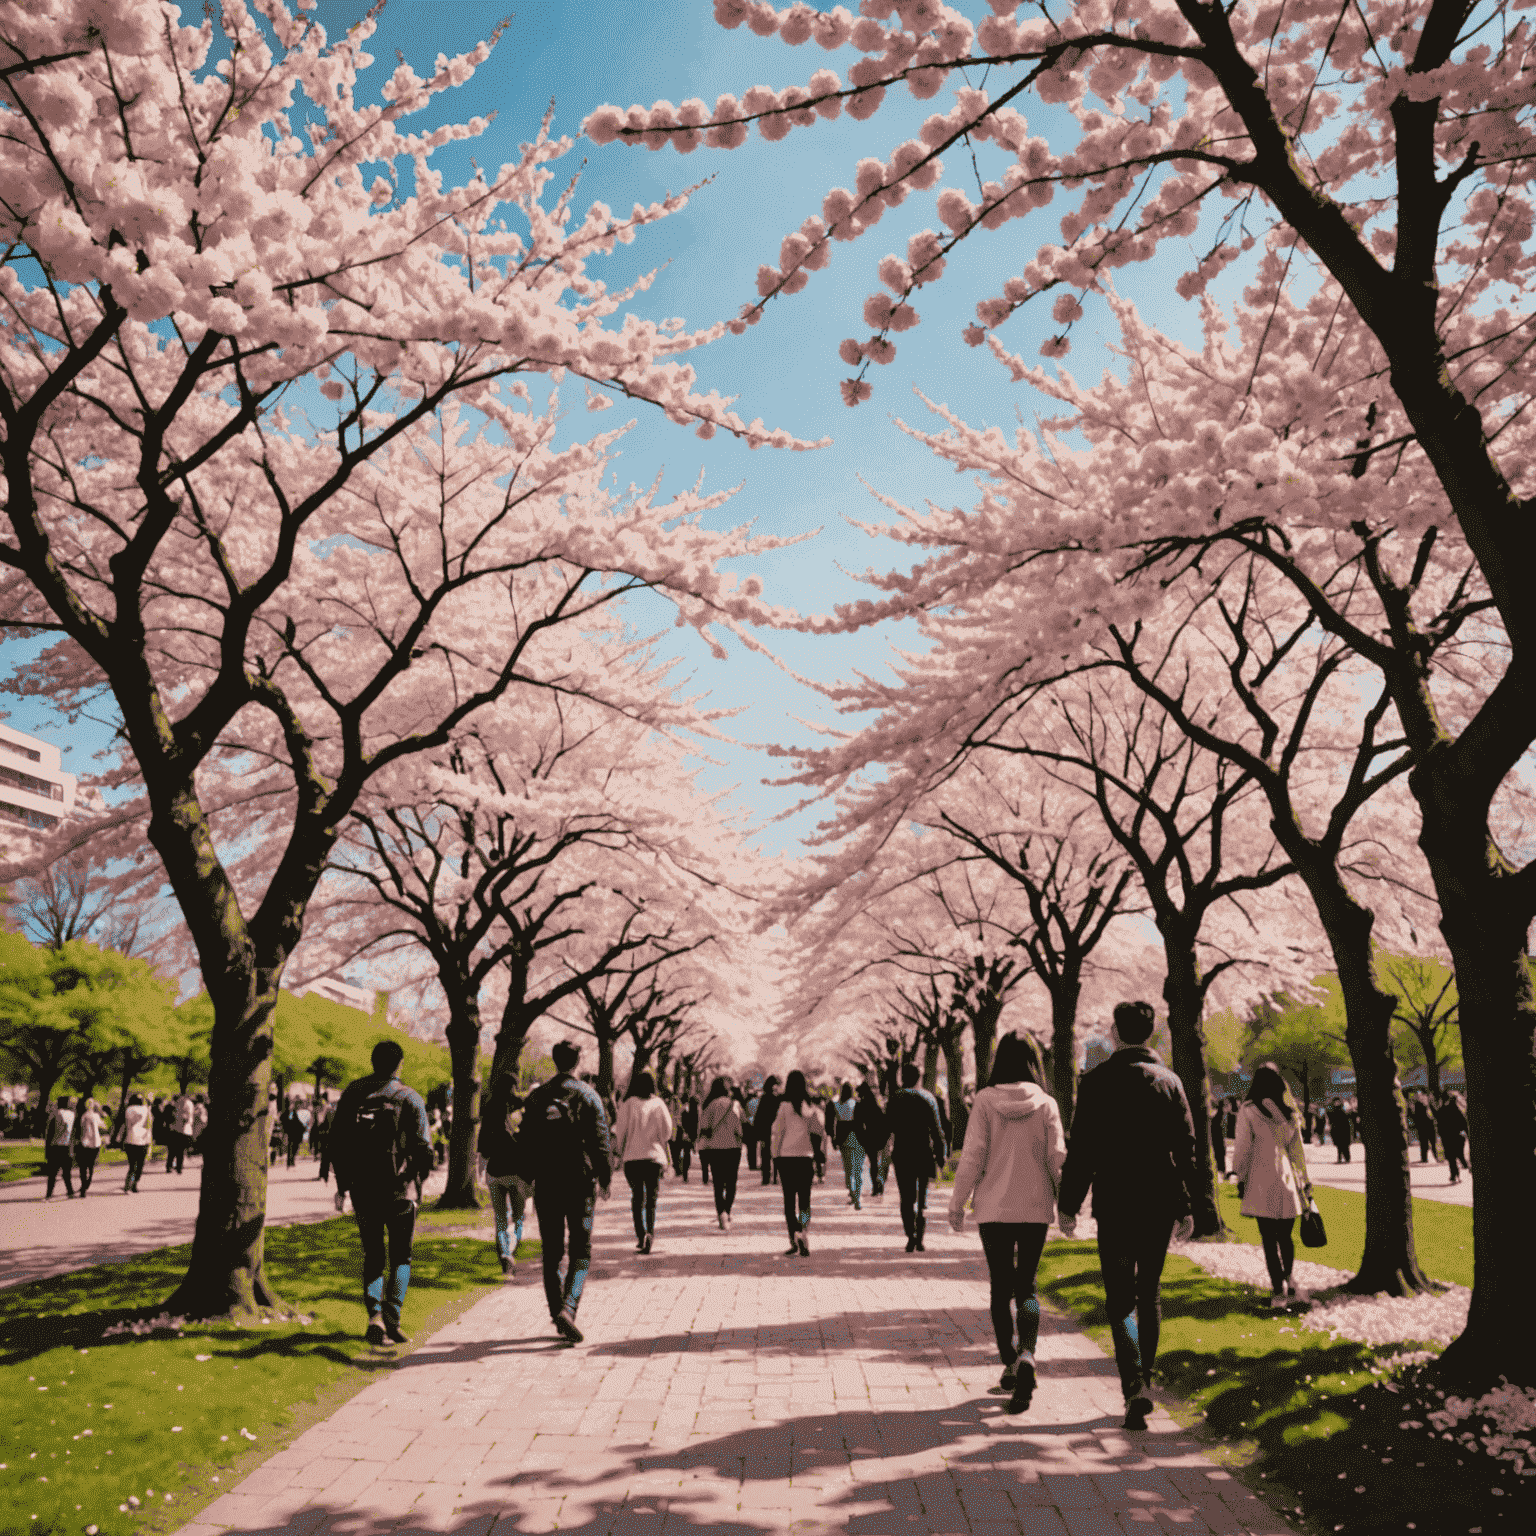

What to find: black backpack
left=350, top=1089, right=408, bottom=1195
left=518, top=1081, right=585, bottom=1176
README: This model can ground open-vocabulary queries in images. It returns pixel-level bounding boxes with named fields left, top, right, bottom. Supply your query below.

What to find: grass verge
left=1038, top=1183, right=1529, bottom=1535
left=0, top=1215, right=531, bottom=1536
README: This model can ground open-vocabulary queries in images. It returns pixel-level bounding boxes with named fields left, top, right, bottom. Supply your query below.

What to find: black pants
left=1212, top=1137, right=1226, bottom=1175
left=670, top=1141, right=692, bottom=1180
left=978, top=1222, right=1047, bottom=1365
left=761, top=1141, right=776, bottom=1183
left=778, top=1156, right=814, bottom=1239
left=165, top=1132, right=186, bottom=1173
left=534, top=1184, right=596, bottom=1320
left=700, top=1151, right=711, bottom=1185
left=351, top=1190, right=416, bottom=1331
left=75, top=1147, right=99, bottom=1194
left=624, top=1161, right=661, bottom=1241
left=123, top=1145, right=148, bottom=1190
left=746, top=1137, right=758, bottom=1170
left=1443, top=1133, right=1466, bottom=1180
left=1096, top=1217, right=1174, bottom=1398
left=893, top=1160, right=930, bottom=1240
left=45, top=1146, right=74, bottom=1197
left=1256, top=1215, right=1295, bottom=1291
left=706, top=1149, right=741, bottom=1216
left=1417, top=1128, right=1436, bottom=1162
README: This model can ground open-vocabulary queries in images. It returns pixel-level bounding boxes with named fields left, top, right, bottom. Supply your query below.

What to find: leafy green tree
left=1242, top=982, right=1353, bottom=1113
left=1377, top=952, right=1461, bottom=1096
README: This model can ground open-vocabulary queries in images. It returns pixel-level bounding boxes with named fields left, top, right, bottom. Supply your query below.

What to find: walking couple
left=948, top=1001, right=1201, bottom=1431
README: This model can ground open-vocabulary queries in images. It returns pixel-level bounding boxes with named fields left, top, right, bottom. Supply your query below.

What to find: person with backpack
left=329, top=1040, right=434, bottom=1346
left=477, top=1082, right=529, bottom=1274
left=888, top=1061, right=948, bottom=1252
left=515, top=1041, right=611, bottom=1343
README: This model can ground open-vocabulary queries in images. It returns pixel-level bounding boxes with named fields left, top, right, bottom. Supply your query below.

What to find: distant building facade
left=0, top=721, right=75, bottom=832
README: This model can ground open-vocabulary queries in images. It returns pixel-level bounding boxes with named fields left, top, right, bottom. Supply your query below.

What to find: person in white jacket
left=71, top=1097, right=104, bottom=1196
left=770, top=1070, right=826, bottom=1256
left=613, top=1070, right=673, bottom=1254
left=948, top=1032, right=1067, bottom=1416
left=1231, top=1063, right=1313, bottom=1308
left=121, top=1093, right=152, bottom=1193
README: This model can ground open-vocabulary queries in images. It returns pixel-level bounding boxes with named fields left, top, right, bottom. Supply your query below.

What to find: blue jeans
left=978, top=1222, right=1047, bottom=1365
left=839, top=1135, right=866, bottom=1204
left=535, top=1184, right=596, bottom=1319
left=1096, top=1216, right=1174, bottom=1398
left=488, top=1173, right=527, bottom=1261
left=352, top=1191, right=416, bottom=1331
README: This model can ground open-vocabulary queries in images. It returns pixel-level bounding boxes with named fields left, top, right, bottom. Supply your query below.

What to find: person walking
left=1231, top=1063, right=1314, bottom=1309
left=745, top=1084, right=761, bottom=1172
left=313, top=1095, right=334, bottom=1181
left=477, top=1083, right=530, bottom=1274
left=516, top=1041, right=611, bottom=1342
left=43, top=1095, right=76, bottom=1199
left=1057, top=1001, right=1200, bottom=1432
left=614, top=1070, right=672, bottom=1253
left=668, top=1095, right=696, bottom=1182
left=771, top=1070, right=825, bottom=1256
left=754, top=1075, right=782, bottom=1185
left=1326, top=1097, right=1352, bottom=1162
left=72, top=1097, right=104, bottom=1196
left=854, top=1081, right=889, bottom=1198
left=889, top=1061, right=948, bottom=1252
left=948, top=1032, right=1066, bottom=1414
left=832, top=1083, right=863, bottom=1206
left=697, top=1076, right=745, bottom=1229
left=329, top=1040, right=434, bottom=1346
left=1435, top=1089, right=1468, bottom=1184
left=121, top=1093, right=152, bottom=1192
left=1210, top=1098, right=1228, bottom=1180
left=1411, top=1092, right=1439, bottom=1164
left=166, top=1090, right=195, bottom=1174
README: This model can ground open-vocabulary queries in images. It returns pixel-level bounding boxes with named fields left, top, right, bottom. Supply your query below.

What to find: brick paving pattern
left=174, top=1172, right=1292, bottom=1536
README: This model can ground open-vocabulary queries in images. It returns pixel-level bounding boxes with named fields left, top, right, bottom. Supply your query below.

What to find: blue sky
left=3, top=0, right=1212, bottom=854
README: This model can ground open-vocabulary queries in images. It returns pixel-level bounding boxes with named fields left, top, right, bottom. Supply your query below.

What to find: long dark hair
left=1247, top=1062, right=1296, bottom=1122
left=629, top=1070, right=656, bottom=1101
left=704, top=1075, right=730, bottom=1106
left=990, top=1031, right=1045, bottom=1088
left=783, top=1069, right=809, bottom=1110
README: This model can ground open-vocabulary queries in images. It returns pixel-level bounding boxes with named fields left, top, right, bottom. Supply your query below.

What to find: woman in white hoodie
left=614, top=1070, right=673, bottom=1254
left=949, top=1032, right=1067, bottom=1416
left=1231, top=1062, right=1313, bottom=1308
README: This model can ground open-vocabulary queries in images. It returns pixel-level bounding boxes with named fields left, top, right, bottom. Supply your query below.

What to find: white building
left=0, top=721, right=75, bottom=832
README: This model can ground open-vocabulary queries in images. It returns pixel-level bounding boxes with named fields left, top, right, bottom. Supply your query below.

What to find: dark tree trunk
left=942, top=1032, right=968, bottom=1149
left=1049, top=978, right=1082, bottom=1129
left=436, top=997, right=484, bottom=1210
left=922, top=1038, right=939, bottom=1093
left=971, top=1000, right=998, bottom=1093
left=596, top=1029, right=616, bottom=1101
left=164, top=969, right=285, bottom=1319
left=1434, top=917, right=1536, bottom=1386
left=1160, top=932, right=1226, bottom=1238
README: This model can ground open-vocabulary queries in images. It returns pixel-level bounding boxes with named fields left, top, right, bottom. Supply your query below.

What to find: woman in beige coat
left=1231, top=1063, right=1313, bottom=1308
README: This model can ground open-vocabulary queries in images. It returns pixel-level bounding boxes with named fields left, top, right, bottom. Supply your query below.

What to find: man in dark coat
left=753, top=1075, right=781, bottom=1185
left=887, top=1062, right=947, bottom=1252
left=1057, top=1000, right=1200, bottom=1431
left=330, top=1040, right=434, bottom=1345
left=517, top=1041, right=611, bottom=1343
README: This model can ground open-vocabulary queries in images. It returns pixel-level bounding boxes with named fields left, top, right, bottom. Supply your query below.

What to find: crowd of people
left=1207, top=1082, right=1469, bottom=1184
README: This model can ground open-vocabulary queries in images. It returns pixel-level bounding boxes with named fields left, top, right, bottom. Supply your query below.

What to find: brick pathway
left=176, top=1171, right=1292, bottom=1536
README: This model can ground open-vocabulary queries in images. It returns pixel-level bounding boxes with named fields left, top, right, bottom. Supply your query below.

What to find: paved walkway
left=175, top=1173, right=1291, bottom=1536
left=0, top=1155, right=448, bottom=1290
left=1298, top=1142, right=1472, bottom=1207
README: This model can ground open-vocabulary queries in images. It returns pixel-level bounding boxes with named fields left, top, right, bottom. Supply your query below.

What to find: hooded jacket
left=1232, top=1100, right=1307, bottom=1219
left=947, top=1082, right=1067, bottom=1225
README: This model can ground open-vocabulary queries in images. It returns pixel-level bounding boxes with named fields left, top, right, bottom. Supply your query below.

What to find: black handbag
left=1299, top=1199, right=1327, bottom=1248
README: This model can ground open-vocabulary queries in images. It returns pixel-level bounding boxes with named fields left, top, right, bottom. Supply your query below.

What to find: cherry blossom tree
left=0, top=0, right=815, bottom=1318
left=594, top=0, right=1536, bottom=1380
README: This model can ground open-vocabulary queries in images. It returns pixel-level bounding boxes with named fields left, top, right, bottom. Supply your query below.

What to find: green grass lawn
left=0, top=1140, right=129, bottom=1184
left=0, top=1216, right=528, bottom=1536
left=1037, top=1184, right=1528, bottom=1535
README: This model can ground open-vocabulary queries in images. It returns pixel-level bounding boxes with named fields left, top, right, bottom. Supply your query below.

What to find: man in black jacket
left=753, top=1076, right=781, bottom=1185
left=518, top=1041, right=611, bottom=1343
left=887, top=1063, right=948, bottom=1252
left=330, top=1040, right=434, bottom=1346
left=1057, top=1000, right=1200, bottom=1431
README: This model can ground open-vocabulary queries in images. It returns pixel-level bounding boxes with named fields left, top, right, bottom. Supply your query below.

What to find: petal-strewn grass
left=1037, top=1182, right=1533, bottom=1535
left=0, top=1215, right=523, bottom=1535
